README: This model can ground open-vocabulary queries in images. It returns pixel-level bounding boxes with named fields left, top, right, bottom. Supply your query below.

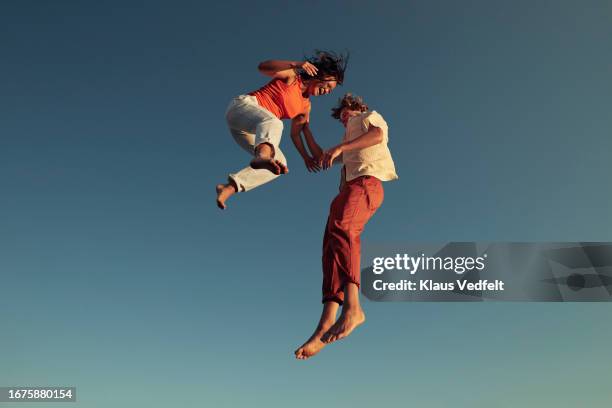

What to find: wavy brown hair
left=331, top=93, right=369, bottom=120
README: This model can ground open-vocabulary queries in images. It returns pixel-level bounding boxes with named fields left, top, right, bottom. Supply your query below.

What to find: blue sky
left=1, top=1, right=611, bottom=407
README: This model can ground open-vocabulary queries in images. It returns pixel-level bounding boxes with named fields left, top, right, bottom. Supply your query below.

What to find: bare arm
left=258, top=60, right=318, bottom=83
left=290, top=114, right=321, bottom=172
left=302, top=122, right=323, bottom=159
left=290, top=114, right=310, bottom=158
left=340, top=124, right=384, bottom=152
left=328, top=130, right=347, bottom=166
left=321, top=124, right=383, bottom=169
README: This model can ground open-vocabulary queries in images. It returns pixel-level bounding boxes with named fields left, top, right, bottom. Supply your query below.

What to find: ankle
left=341, top=303, right=363, bottom=313
left=342, top=282, right=361, bottom=310
left=316, top=320, right=335, bottom=332
left=255, top=143, right=274, bottom=159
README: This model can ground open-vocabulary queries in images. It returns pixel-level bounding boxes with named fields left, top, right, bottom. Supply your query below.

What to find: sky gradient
left=1, top=1, right=612, bottom=407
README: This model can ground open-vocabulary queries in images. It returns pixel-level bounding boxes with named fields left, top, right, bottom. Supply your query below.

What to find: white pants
left=225, top=95, right=287, bottom=192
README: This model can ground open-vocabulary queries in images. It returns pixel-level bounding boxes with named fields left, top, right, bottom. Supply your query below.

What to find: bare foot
left=295, top=322, right=335, bottom=360
left=295, top=302, right=338, bottom=360
left=321, top=307, right=365, bottom=344
left=216, top=183, right=236, bottom=210
left=250, top=157, right=288, bottom=175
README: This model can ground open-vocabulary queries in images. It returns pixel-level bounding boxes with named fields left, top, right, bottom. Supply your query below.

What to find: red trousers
left=322, top=175, right=384, bottom=304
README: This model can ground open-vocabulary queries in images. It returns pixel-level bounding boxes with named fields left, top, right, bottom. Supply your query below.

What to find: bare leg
left=294, top=301, right=339, bottom=360
left=321, top=283, right=365, bottom=344
left=216, top=181, right=237, bottom=210
left=250, top=143, right=288, bottom=175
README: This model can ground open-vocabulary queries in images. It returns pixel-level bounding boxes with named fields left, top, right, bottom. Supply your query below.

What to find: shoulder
left=361, top=110, right=387, bottom=129
left=261, top=77, right=285, bottom=88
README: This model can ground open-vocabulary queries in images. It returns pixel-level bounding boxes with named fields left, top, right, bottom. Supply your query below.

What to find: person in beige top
left=339, top=106, right=398, bottom=183
left=295, top=94, right=398, bottom=360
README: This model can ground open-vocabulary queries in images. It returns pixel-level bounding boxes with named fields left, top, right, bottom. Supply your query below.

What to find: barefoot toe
left=277, top=160, right=288, bottom=174
left=251, top=158, right=282, bottom=175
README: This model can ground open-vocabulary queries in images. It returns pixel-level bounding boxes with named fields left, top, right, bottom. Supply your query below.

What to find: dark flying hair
left=300, top=50, right=349, bottom=85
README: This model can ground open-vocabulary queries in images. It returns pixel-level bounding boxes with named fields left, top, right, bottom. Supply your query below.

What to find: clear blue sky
left=1, top=1, right=611, bottom=407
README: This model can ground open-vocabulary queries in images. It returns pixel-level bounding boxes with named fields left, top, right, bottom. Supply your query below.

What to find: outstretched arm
left=302, top=122, right=323, bottom=160
left=258, top=60, right=318, bottom=83
left=321, top=124, right=383, bottom=169
left=291, top=114, right=321, bottom=172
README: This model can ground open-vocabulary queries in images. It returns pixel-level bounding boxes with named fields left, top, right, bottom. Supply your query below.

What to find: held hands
left=303, top=155, right=321, bottom=172
left=320, top=145, right=344, bottom=170
left=301, top=143, right=343, bottom=173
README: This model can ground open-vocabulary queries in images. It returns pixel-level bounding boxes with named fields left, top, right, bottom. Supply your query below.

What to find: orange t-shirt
left=249, top=77, right=311, bottom=119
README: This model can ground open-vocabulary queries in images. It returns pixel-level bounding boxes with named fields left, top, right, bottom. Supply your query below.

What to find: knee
left=225, top=102, right=240, bottom=125
left=330, top=219, right=351, bottom=234
left=326, top=224, right=351, bottom=245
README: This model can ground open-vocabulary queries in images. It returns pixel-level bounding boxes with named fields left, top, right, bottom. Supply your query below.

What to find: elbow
left=257, top=61, right=269, bottom=72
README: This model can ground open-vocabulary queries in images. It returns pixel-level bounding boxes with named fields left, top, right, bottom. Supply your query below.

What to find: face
left=307, top=78, right=338, bottom=96
left=340, top=108, right=361, bottom=126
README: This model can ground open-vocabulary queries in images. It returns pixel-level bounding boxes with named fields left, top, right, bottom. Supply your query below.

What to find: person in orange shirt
left=295, top=93, right=398, bottom=360
left=215, top=51, right=348, bottom=209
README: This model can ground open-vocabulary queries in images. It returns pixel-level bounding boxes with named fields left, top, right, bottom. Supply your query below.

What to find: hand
left=321, top=145, right=343, bottom=169
left=299, top=61, right=318, bottom=77
left=304, top=156, right=321, bottom=172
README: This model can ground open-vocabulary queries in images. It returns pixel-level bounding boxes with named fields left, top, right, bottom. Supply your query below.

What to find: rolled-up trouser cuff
left=322, top=294, right=344, bottom=305
left=227, top=175, right=243, bottom=193
left=322, top=279, right=361, bottom=305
